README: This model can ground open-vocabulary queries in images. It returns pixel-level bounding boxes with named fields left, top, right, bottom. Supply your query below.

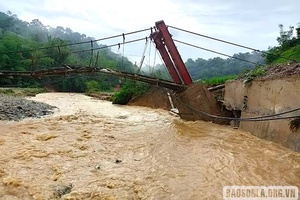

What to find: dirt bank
left=237, top=62, right=300, bottom=81
left=129, top=83, right=230, bottom=124
left=173, top=82, right=223, bottom=122
left=128, top=86, right=172, bottom=110
left=224, top=61, right=300, bottom=152
left=259, top=62, right=300, bottom=79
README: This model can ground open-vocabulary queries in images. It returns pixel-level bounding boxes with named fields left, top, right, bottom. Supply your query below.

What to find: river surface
left=0, top=93, right=299, bottom=200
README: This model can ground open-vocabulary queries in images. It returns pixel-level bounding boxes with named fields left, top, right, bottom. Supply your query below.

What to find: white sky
left=1, top=0, right=300, bottom=65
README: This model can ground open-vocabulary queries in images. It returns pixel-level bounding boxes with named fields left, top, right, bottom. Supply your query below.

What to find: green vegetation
left=0, top=87, right=46, bottom=96
left=184, top=52, right=265, bottom=81
left=264, top=24, right=300, bottom=64
left=1, top=10, right=299, bottom=104
left=268, top=44, right=300, bottom=64
left=112, top=80, right=150, bottom=105
left=153, top=51, right=265, bottom=86
left=199, top=22, right=300, bottom=86
left=0, top=10, right=156, bottom=104
left=0, top=11, right=138, bottom=94
left=202, top=75, right=238, bottom=86
left=242, top=65, right=267, bottom=78
left=85, top=80, right=103, bottom=94
left=238, top=65, right=267, bottom=86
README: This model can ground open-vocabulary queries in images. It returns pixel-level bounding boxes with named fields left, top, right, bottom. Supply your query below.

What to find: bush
left=85, top=80, right=101, bottom=94
left=112, top=80, right=150, bottom=105
left=112, top=89, right=133, bottom=105
left=238, top=65, right=267, bottom=86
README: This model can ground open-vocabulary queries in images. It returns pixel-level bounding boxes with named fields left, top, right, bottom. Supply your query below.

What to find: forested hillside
left=264, top=24, right=300, bottom=64
left=183, top=23, right=300, bottom=82
left=185, top=51, right=265, bottom=80
left=0, top=11, right=135, bottom=92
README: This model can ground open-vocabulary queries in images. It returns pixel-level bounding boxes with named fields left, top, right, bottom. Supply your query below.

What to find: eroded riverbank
left=0, top=93, right=299, bottom=199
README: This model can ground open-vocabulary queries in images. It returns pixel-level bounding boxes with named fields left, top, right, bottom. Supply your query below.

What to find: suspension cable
left=168, top=25, right=260, bottom=51
left=168, top=25, right=298, bottom=62
left=174, top=96, right=300, bottom=121
left=0, top=27, right=152, bottom=55
left=151, top=41, right=157, bottom=76
left=36, top=37, right=146, bottom=60
left=173, top=39, right=259, bottom=65
left=137, top=37, right=149, bottom=74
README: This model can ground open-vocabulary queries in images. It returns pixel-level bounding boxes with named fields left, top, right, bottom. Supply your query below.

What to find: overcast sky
left=1, top=0, right=300, bottom=64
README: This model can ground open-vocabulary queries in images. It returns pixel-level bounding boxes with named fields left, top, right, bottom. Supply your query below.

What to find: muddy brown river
left=0, top=93, right=299, bottom=200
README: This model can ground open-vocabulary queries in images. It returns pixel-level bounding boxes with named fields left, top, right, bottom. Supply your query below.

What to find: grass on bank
left=200, top=65, right=268, bottom=87
left=202, top=75, right=238, bottom=86
left=0, top=87, right=47, bottom=97
left=112, top=80, right=150, bottom=105
left=271, top=44, right=300, bottom=64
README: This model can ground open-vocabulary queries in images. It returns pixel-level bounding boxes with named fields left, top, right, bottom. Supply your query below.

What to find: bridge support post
left=151, top=32, right=182, bottom=84
left=154, top=20, right=193, bottom=86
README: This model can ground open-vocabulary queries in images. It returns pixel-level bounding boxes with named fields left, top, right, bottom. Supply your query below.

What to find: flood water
left=0, top=93, right=299, bottom=200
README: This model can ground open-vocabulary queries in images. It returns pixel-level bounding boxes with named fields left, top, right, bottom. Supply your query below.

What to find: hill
left=185, top=51, right=265, bottom=80
left=264, top=24, right=300, bottom=65
left=0, top=11, right=135, bottom=92
left=269, top=44, right=300, bottom=64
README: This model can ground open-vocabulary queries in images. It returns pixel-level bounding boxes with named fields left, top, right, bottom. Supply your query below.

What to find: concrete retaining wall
left=224, top=77, right=300, bottom=152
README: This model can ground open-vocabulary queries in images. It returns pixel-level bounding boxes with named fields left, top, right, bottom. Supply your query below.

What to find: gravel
left=0, top=94, right=57, bottom=121
left=262, top=62, right=300, bottom=79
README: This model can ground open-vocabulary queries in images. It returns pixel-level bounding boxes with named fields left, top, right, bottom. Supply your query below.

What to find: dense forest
left=185, top=51, right=265, bottom=81
left=1, top=11, right=299, bottom=96
left=0, top=11, right=135, bottom=93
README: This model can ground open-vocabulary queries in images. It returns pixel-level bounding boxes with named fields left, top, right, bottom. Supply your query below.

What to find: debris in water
left=95, top=165, right=101, bottom=170
left=2, top=176, right=23, bottom=187
left=105, top=135, right=115, bottom=139
left=289, top=117, right=300, bottom=133
left=53, top=183, right=73, bottom=198
left=36, top=134, right=58, bottom=141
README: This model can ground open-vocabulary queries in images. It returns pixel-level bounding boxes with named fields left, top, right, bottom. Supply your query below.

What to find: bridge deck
left=0, top=66, right=186, bottom=91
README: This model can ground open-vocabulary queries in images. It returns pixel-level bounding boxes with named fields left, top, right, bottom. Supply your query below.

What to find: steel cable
left=174, top=96, right=300, bottom=121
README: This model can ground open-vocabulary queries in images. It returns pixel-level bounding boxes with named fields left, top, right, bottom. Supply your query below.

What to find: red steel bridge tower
left=151, top=20, right=193, bottom=86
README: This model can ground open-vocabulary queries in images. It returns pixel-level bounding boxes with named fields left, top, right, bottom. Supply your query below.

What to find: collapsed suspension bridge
left=0, top=66, right=185, bottom=91
left=0, top=20, right=300, bottom=123
left=0, top=20, right=271, bottom=90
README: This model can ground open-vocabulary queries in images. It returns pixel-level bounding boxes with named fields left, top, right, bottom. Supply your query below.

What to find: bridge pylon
left=151, top=20, right=193, bottom=86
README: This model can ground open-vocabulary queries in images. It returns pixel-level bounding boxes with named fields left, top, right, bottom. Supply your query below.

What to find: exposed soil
left=238, top=62, right=300, bottom=81
left=261, top=62, right=300, bottom=79
left=3, top=63, right=296, bottom=122
left=213, top=63, right=300, bottom=103
left=127, top=63, right=300, bottom=125
left=128, top=86, right=173, bottom=110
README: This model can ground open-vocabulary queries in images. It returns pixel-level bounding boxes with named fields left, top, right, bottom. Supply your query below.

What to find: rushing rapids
left=0, top=93, right=299, bottom=199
